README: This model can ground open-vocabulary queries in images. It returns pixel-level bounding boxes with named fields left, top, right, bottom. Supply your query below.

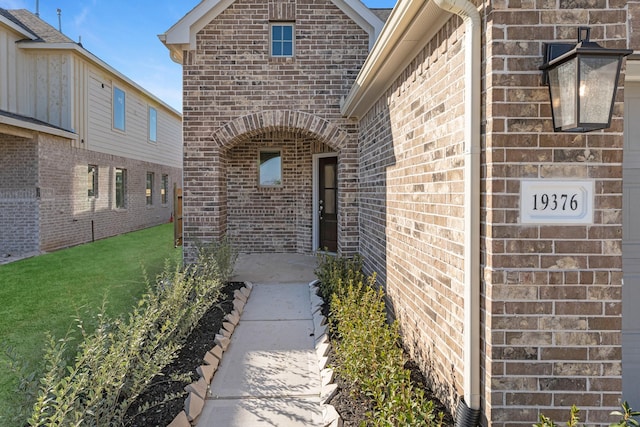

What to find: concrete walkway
left=196, top=254, right=324, bottom=427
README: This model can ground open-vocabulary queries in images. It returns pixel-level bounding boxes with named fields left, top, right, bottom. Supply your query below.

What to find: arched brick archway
left=192, top=110, right=358, bottom=257
left=211, top=110, right=351, bottom=152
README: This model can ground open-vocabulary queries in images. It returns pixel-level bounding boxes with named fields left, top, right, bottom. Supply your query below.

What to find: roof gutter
left=431, top=0, right=482, bottom=422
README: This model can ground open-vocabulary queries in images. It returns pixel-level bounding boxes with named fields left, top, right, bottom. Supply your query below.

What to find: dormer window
left=270, top=23, right=294, bottom=57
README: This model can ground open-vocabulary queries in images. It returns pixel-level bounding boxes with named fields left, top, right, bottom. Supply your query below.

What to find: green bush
left=24, top=241, right=236, bottom=427
left=535, top=402, right=640, bottom=427
left=322, top=255, right=444, bottom=427
left=314, top=252, right=364, bottom=302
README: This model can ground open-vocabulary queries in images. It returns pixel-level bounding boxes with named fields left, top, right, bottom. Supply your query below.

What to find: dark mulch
left=127, top=281, right=454, bottom=426
left=326, top=347, right=454, bottom=426
left=126, top=281, right=246, bottom=427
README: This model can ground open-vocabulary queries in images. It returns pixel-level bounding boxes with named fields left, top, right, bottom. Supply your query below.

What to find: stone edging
left=309, top=279, right=343, bottom=427
left=167, top=281, right=254, bottom=427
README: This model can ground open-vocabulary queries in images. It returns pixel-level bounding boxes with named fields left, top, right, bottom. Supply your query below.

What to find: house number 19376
left=521, top=180, right=594, bottom=224
left=532, top=193, right=579, bottom=212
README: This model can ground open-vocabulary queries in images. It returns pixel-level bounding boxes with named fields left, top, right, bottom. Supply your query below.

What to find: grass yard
left=0, top=224, right=181, bottom=425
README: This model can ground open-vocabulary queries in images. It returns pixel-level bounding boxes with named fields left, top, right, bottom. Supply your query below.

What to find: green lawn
left=0, top=224, right=181, bottom=424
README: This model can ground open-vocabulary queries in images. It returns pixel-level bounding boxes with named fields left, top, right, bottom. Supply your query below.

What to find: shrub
left=25, top=240, right=235, bottom=427
left=314, top=252, right=364, bottom=302
left=534, top=402, right=640, bottom=427
left=322, top=255, right=444, bottom=427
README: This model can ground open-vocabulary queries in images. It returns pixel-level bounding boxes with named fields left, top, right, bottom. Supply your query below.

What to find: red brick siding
left=358, top=3, right=628, bottom=425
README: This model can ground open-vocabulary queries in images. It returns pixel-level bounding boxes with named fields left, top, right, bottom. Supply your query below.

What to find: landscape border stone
left=309, top=280, right=344, bottom=427
left=168, top=282, right=253, bottom=427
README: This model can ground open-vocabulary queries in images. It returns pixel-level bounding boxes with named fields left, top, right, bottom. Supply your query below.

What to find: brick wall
left=357, top=2, right=629, bottom=425
left=0, top=135, right=39, bottom=255
left=37, top=133, right=181, bottom=252
left=358, top=16, right=467, bottom=410
left=181, top=0, right=368, bottom=259
left=484, top=4, right=627, bottom=425
left=227, top=131, right=334, bottom=253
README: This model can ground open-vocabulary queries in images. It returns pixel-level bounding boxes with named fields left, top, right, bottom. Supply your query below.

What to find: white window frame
left=113, top=86, right=126, bottom=131
left=270, top=22, right=294, bottom=57
left=115, top=168, right=127, bottom=209
left=149, top=106, right=157, bottom=143
left=88, top=165, right=98, bottom=198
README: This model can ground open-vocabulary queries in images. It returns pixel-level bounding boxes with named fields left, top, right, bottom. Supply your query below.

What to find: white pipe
left=432, top=0, right=481, bottom=411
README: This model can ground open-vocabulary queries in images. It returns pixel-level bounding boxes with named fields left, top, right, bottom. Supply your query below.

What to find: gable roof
left=4, top=9, right=74, bottom=43
left=0, top=7, right=38, bottom=39
left=159, top=0, right=386, bottom=63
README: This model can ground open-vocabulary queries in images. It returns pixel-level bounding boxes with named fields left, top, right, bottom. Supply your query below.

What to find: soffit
left=341, top=0, right=451, bottom=119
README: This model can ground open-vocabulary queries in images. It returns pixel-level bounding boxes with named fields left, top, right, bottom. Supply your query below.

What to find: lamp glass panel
left=579, top=56, right=619, bottom=124
left=548, top=59, right=577, bottom=129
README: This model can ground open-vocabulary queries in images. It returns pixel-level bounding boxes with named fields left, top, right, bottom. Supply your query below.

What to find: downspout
left=431, top=0, right=482, bottom=424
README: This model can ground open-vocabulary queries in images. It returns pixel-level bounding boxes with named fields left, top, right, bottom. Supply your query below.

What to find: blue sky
left=0, top=0, right=397, bottom=112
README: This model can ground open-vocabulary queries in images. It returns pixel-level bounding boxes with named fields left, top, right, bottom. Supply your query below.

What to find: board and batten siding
left=86, top=69, right=181, bottom=169
left=0, top=25, right=27, bottom=114
left=27, top=52, right=73, bottom=130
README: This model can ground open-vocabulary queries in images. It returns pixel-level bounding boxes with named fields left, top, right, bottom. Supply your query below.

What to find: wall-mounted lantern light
left=540, top=27, right=632, bottom=133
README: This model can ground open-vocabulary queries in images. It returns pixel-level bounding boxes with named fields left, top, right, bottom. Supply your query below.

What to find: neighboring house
left=162, top=0, right=639, bottom=425
left=0, top=9, right=182, bottom=258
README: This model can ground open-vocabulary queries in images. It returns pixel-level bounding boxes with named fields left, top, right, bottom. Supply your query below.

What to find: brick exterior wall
left=228, top=131, right=334, bottom=253
left=358, top=15, right=468, bottom=413
left=0, top=135, right=39, bottom=255
left=181, top=0, right=369, bottom=260
left=484, top=4, right=627, bottom=425
left=37, top=133, right=181, bottom=252
left=178, top=0, right=633, bottom=424
left=357, top=3, right=629, bottom=426
left=1, top=129, right=181, bottom=257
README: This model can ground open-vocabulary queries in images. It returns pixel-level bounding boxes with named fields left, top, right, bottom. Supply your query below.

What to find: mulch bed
left=320, top=299, right=455, bottom=427
left=126, top=281, right=246, bottom=427
left=127, top=281, right=454, bottom=426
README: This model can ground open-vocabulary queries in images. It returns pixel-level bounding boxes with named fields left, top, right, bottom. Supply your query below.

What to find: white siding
left=0, top=25, right=25, bottom=114
left=28, top=52, right=73, bottom=129
left=0, top=20, right=181, bottom=168
left=86, top=69, right=181, bottom=168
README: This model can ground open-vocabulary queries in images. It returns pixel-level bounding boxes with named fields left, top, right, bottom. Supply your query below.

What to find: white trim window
left=161, top=174, right=169, bottom=205
left=113, top=86, right=126, bottom=131
left=88, top=165, right=98, bottom=198
left=149, top=106, right=157, bottom=143
left=270, top=23, right=294, bottom=57
left=115, top=168, right=127, bottom=209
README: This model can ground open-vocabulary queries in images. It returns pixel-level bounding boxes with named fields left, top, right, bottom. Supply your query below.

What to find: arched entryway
left=206, top=110, right=357, bottom=255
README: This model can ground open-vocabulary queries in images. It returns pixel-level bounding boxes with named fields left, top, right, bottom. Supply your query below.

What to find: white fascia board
left=0, top=14, right=38, bottom=40
left=159, top=0, right=385, bottom=61
left=159, top=0, right=235, bottom=62
left=626, top=58, right=640, bottom=82
left=331, top=0, right=385, bottom=50
left=18, top=42, right=182, bottom=119
left=341, top=0, right=450, bottom=119
left=0, top=116, right=78, bottom=140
